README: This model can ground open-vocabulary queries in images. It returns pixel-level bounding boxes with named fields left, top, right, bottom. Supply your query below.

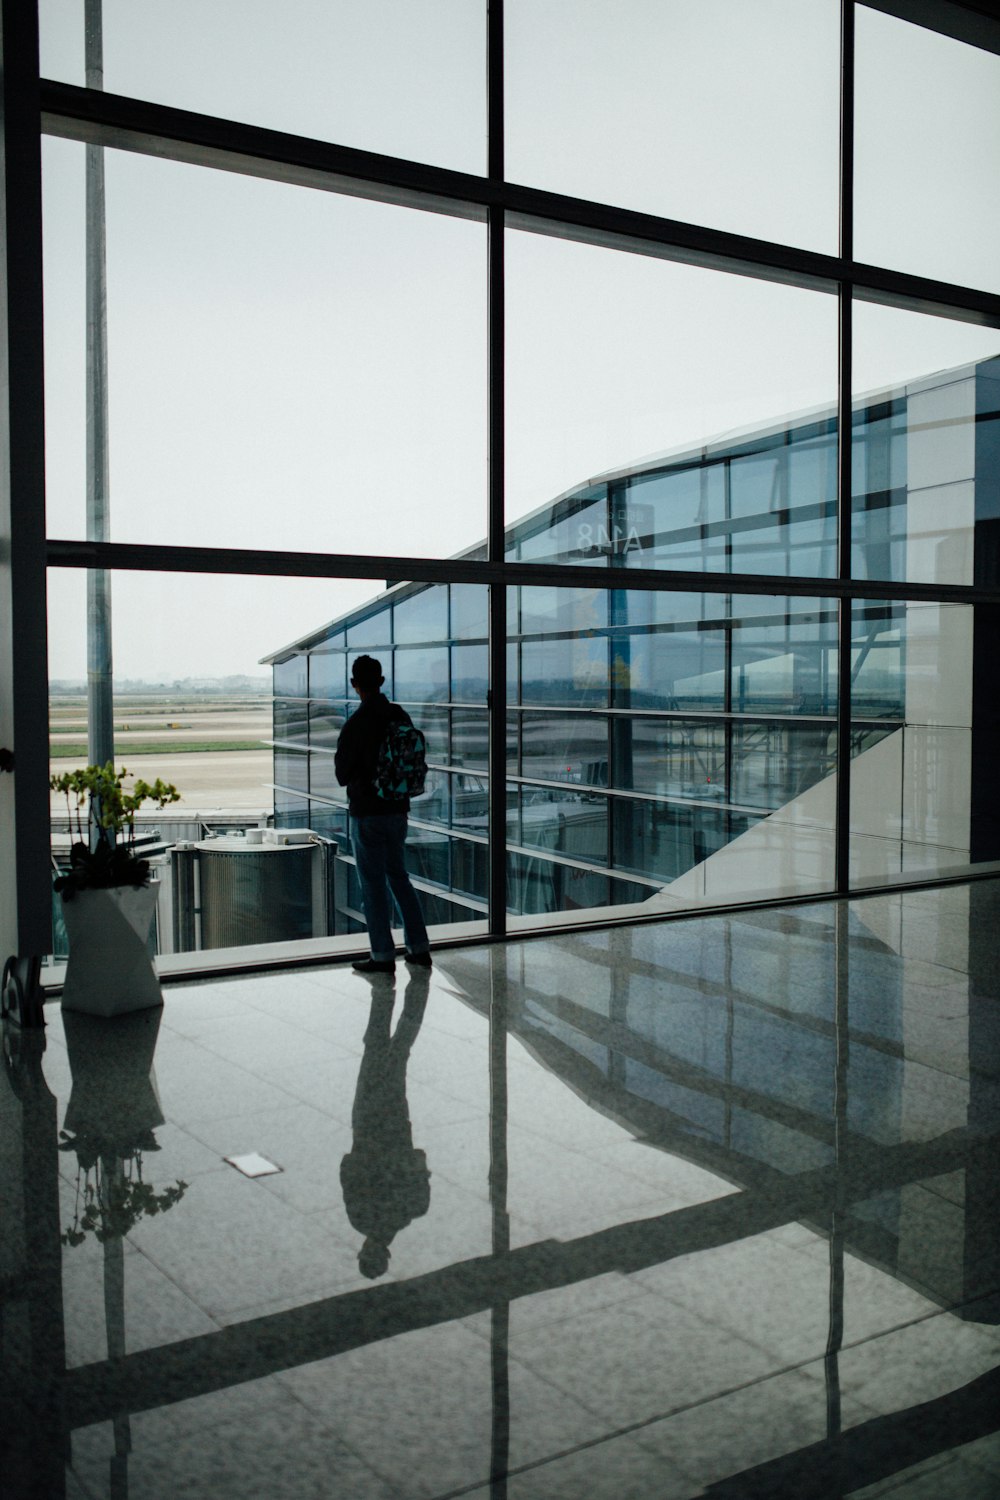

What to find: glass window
left=612, top=798, right=729, bottom=884
left=519, top=787, right=609, bottom=870
left=274, top=789, right=309, bottom=823
left=852, top=302, right=1000, bottom=586
left=346, top=609, right=392, bottom=650
left=308, top=646, right=346, bottom=701
left=616, top=718, right=726, bottom=798
left=451, top=644, right=487, bottom=703
left=731, top=598, right=837, bottom=716
left=850, top=598, right=998, bottom=887
left=404, top=827, right=451, bottom=889
left=625, top=465, right=727, bottom=574
left=520, top=635, right=608, bottom=709
left=415, top=703, right=449, bottom=764
left=273, top=657, right=307, bottom=698
left=510, top=493, right=609, bottom=566
left=39, top=0, right=487, bottom=177
left=304, top=802, right=349, bottom=842
left=273, top=699, right=309, bottom=745
left=451, top=709, right=488, bottom=770
left=519, top=586, right=607, bottom=637
left=307, top=750, right=340, bottom=803
left=620, top=626, right=728, bottom=713
left=505, top=0, right=839, bottom=251
left=520, top=714, right=609, bottom=788
left=308, top=700, right=347, bottom=752
left=731, top=722, right=836, bottom=812
left=46, top=566, right=493, bottom=966
left=394, top=647, right=450, bottom=705
left=450, top=584, right=488, bottom=640
left=505, top=229, right=838, bottom=565
left=850, top=603, right=905, bottom=721
left=507, top=850, right=609, bottom=917
left=855, top=5, right=1000, bottom=294
left=42, top=142, right=487, bottom=557
left=730, top=449, right=784, bottom=521
left=450, top=835, right=488, bottom=902
left=274, top=745, right=309, bottom=794
left=450, top=772, right=490, bottom=836
left=393, top=585, right=449, bottom=646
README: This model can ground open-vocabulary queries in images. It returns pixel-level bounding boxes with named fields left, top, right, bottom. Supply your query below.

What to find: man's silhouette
left=340, top=972, right=431, bottom=1278
left=334, top=654, right=431, bottom=975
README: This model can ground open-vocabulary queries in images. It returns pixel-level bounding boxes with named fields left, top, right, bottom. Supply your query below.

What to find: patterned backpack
left=374, top=721, right=428, bottom=800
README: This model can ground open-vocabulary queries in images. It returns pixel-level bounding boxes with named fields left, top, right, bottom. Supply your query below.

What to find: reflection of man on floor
left=340, top=971, right=431, bottom=1278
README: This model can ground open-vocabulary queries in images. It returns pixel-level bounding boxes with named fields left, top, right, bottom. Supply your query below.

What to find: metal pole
left=487, top=0, right=507, bottom=939
left=85, top=0, right=114, bottom=773
left=834, top=0, right=855, bottom=895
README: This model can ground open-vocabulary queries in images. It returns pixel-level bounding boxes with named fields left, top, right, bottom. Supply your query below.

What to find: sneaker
left=353, top=958, right=396, bottom=974
left=404, top=950, right=432, bottom=968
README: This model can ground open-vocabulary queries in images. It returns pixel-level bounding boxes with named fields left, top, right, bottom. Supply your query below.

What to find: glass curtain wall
left=28, top=0, right=1000, bottom=972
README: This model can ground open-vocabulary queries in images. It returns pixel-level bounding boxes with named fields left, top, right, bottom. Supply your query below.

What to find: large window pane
left=450, top=584, right=488, bottom=640
left=308, top=643, right=347, bottom=701
left=451, top=645, right=488, bottom=703
left=506, top=585, right=840, bottom=926
left=452, top=705, right=485, bottom=768
left=612, top=798, right=744, bottom=883
left=42, top=142, right=487, bottom=557
left=852, top=302, right=1000, bottom=586
left=394, top=586, right=449, bottom=646
left=393, top=648, right=450, bottom=706
left=855, top=6, right=1000, bottom=294
left=506, top=231, right=838, bottom=568
left=850, top=599, right=1000, bottom=887
left=505, top=0, right=839, bottom=251
left=731, top=597, right=838, bottom=716
left=610, top=591, right=729, bottom=713
left=40, top=0, right=487, bottom=176
left=519, top=713, right=609, bottom=786
left=620, top=719, right=726, bottom=798
left=46, top=569, right=489, bottom=963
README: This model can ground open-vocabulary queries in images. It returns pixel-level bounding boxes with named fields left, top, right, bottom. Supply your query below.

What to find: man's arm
left=334, top=717, right=358, bottom=787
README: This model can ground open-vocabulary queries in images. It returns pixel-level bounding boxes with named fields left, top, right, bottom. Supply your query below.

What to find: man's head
left=350, top=655, right=385, bottom=698
left=358, top=1236, right=391, bottom=1279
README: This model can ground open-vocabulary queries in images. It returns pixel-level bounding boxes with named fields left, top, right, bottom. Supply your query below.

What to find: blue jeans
left=352, top=814, right=429, bottom=962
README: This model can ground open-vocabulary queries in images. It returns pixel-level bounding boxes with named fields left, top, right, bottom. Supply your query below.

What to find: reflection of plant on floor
left=60, top=1133, right=188, bottom=1246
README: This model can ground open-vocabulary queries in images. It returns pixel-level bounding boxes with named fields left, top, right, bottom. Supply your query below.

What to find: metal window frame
left=6, top=0, right=1000, bottom=975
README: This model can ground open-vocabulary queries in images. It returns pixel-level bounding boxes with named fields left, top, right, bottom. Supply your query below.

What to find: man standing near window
left=335, top=655, right=431, bottom=975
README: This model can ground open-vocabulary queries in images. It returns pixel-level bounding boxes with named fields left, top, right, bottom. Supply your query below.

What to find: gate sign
left=577, top=503, right=654, bottom=557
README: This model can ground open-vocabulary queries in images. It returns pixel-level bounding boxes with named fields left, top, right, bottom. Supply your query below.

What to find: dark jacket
left=334, top=693, right=412, bottom=817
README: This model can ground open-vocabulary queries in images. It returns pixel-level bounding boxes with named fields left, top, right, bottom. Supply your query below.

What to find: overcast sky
left=39, top=1, right=1000, bottom=680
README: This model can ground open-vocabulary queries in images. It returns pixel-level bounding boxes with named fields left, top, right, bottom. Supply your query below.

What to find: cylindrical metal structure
left=196, top=842, right=315, bottom=949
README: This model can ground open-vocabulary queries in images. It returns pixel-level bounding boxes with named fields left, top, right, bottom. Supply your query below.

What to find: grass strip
left=50, top=740, right=267, bottom=758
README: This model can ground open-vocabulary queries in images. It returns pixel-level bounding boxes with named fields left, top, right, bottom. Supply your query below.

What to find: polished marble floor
left=3, top=880, right=999, bottom=1498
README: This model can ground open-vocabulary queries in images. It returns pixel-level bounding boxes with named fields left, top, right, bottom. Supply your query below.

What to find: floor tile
left=4, top=877, right=998, bottom=1500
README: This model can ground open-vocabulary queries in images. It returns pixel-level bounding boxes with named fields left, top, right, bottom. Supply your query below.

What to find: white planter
left=60, top=882, right=163, bottom=1017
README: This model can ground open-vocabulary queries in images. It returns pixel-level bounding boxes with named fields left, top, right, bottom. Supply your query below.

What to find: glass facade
left=268, top=356, right=1000, bottom=928
left=7, top=1, right=998, bottom=975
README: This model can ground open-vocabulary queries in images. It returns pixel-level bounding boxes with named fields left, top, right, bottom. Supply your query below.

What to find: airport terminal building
left=264, top=354, right=1000, bottom=938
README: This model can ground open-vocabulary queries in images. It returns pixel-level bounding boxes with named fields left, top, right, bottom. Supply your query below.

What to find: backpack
left=374, top=720, right=427, bottom=800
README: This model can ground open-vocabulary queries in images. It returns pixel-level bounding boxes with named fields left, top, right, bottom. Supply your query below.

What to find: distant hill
left=50, top=676, right=271, bottom=695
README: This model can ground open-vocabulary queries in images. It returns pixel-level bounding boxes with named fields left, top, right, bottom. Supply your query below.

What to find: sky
left=38, top=1, right=1000, bottom=681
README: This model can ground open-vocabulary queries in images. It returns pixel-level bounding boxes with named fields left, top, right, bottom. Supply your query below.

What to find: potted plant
left=50, top=763, right=180, bottom=1016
